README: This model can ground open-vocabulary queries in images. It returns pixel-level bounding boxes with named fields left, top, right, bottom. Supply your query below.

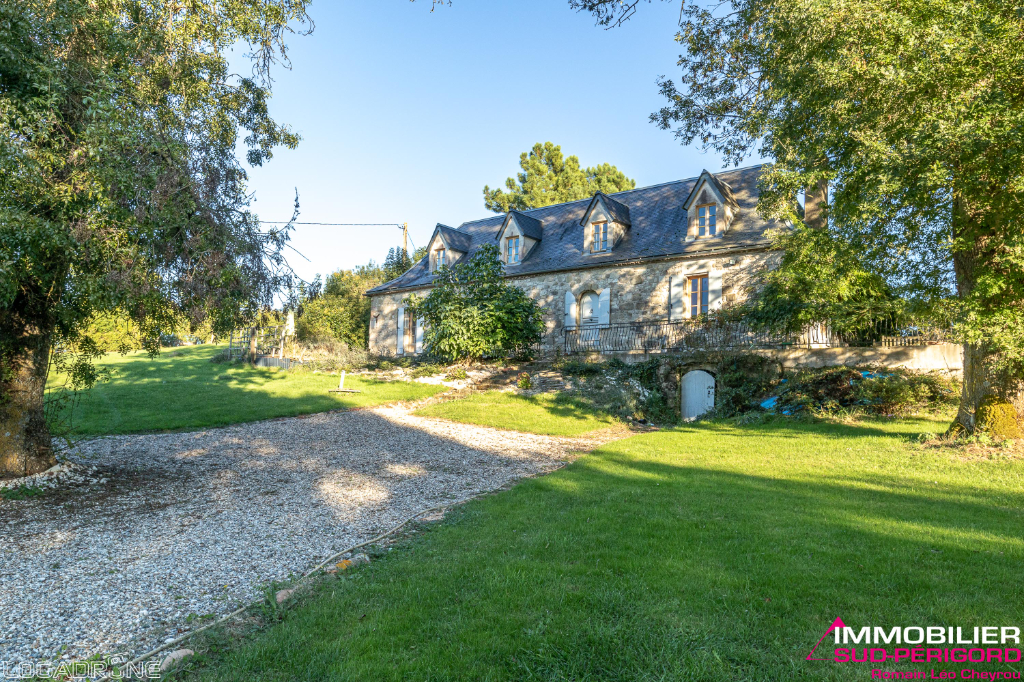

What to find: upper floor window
left=689, top=274, right=709, bottom=316
left=506, top=236, right=520, bottom=263
left=434, top=248, right=446, bottom=270
left=697, top=205, right=717, bottom=237
left=591, top=222, right=609, bottom=253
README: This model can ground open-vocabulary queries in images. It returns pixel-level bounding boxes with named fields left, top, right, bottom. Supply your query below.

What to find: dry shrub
left=292, top=340, right=372, bottom=373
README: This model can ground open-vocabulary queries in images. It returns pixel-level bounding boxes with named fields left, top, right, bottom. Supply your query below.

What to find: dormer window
left=591, top=222, right=610, bottom=253
left=436, top=248, right=446, bottom=266
left=697, top=205, right=717, bottom=237
left=506, top=236, right=520, bottom=264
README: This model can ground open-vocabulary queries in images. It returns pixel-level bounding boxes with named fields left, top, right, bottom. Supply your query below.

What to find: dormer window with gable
left=580, top=193, right=631, bottom=256
left=683, top=170, right=737, bottom=241
left=427, top=223, right=471, bottom=273
left=497, top=211, right=541, bottom=265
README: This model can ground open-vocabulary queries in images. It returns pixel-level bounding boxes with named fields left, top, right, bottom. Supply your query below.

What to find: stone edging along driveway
left=0, top=404, right=624, bottom=667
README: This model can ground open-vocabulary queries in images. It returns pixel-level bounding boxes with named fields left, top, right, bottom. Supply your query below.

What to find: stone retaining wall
left=595, top=343, right=965, bottom=376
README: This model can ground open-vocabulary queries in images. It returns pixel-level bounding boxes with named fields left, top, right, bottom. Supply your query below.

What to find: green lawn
left=177, top=412, right=1024, bottom=681
left=50, top=345, right=447, bottom=435
left=414, top=390, right=621, bottom=436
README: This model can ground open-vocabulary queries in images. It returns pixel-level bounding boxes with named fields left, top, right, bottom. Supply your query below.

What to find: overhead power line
left=263, top=221, right=417, bottom=255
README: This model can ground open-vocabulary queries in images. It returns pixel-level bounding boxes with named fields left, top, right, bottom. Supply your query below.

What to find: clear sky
left=244, top=0, right=763, bottom=283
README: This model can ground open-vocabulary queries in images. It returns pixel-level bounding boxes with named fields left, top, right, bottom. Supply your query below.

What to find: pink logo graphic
left=807, top=617, right=846, bottom=660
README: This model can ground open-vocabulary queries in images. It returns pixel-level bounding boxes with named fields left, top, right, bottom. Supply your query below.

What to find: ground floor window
left=404, top=310, right=417, bottom=352
left=688, top=275, right=709, bottom=317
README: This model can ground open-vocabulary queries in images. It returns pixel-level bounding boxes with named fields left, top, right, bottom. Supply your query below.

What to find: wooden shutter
left=709, top=270, right=724, bottom=310
left=669, top=276, right=685, bottom=321
left=415, top=317, right=424, bottom=354
left=564, top=291, right=577, bottom=329
left=396, top=306, right=405, bottom=355
left=598, top=288, right=610, bottom=326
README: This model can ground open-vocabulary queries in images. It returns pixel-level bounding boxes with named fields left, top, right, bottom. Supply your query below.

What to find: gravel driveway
left=0, top=405, right=601, bottom=666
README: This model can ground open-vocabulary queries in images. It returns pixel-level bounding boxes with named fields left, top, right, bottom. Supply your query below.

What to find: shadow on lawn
left=495, top=445, right=1024, bottom=680
left=53, top=346, right=443, bottom=435
left=670, top=415, right=945, bottom=442
left=167, top=412, right=1024, bottom=682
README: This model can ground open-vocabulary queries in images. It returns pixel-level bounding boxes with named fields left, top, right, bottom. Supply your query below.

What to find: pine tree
left=483, top=142, right=635, bottom=213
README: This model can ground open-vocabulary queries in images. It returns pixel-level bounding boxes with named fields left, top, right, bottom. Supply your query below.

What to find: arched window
left=579, top=291, right=600, bottom=326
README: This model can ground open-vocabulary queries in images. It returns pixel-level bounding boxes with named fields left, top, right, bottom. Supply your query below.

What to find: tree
left=382, top=246, right=413, bottom=281
left=295, top=264, right=384, bottom=347
left=483, top=142, right=635, bottom=213
left=406, top=245, right=545, bottom=362
left=0, top=0, right=312, bottom=476
left=573, top=0, right=1024, bottom=434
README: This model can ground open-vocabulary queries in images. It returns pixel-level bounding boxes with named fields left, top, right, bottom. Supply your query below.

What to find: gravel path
left=0, top=405, right=603, bottom=666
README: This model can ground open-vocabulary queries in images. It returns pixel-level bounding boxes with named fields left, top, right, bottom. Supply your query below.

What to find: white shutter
left=597, top=288, right=610, bottom=326
left=415, top=317, right=424, bottom=354
left=396, top=306, right=405, bottom=355
left=669, top=276, right=685, bottom=321
left=709, top=270, right=724, bottom=310
left=564, top=291, right=577, bottom=329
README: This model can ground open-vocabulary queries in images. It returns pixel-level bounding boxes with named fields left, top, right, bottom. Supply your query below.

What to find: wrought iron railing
left=561, top=319, right=856, bottom=350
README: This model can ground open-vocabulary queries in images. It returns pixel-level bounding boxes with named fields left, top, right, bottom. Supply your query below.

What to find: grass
left=49, top=345, right=447, bottom=435
left=414, top=390, right=621, bottom=436
left=176, top=411, right=1024, bottom=681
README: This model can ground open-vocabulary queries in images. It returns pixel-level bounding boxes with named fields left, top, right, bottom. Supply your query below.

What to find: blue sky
left=244, top=0, right=762, bottom=283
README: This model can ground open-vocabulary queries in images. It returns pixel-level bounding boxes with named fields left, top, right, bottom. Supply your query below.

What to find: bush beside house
left=407, top=245, right=544, bottom=363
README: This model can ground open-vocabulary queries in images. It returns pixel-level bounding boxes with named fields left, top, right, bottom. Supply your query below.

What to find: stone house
left=366, top=164, right=782, bottom=356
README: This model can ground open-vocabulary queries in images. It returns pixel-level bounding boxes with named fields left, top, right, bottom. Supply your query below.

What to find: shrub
left=410, top=364, right=443, bottom=379
left=775, top=367, right=959, bottom=416
left=854, top=371, right=959, bottom=416
left=406, top=245, right=544, bottom=362
left=445, top=367, right=468, bottom=381
left=291, top=340, right=371, bottom=373
left=976, top=396, right=1022, bottom=439
left=711, top=355, right=780, bottom=418
left=555, top=357, right=603, bottom=377
left=562, top=358, right=676, bottom=425
left=517, top=372, right=532, bottom=390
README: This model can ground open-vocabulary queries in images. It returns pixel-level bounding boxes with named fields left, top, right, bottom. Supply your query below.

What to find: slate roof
left=435, top=223, right=473, bottom=253
left=366, top=164, right=779, bottom=296
left=581, top=192, right=632, bottom=227
left=683, top=169, right=737, bottom=210
left=502, top=211, right=544, bottom=241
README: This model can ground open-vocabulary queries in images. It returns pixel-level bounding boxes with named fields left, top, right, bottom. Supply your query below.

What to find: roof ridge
left=451, top=163, right=767, bottom=231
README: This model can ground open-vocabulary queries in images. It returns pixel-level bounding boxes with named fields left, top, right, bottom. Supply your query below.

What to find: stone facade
left=368, top=248, right=778, bottom=356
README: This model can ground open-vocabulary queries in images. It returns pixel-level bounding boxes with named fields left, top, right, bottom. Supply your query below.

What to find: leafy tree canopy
left=574, top=0, right=1024, bottom=431
left=296, top=265, right=384, bottom=348
left=483, top=142, right=636, bottom=213
left=0, top=0, right=311, bottom=475
left=406, top=245, right=545, bottom=362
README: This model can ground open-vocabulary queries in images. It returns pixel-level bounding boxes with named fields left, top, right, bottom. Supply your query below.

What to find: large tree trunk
left=951, top=206, right=986, bottom=432
left=950, top=200, right=1022, bottom=436
left=0, top=327, right=56, bottom=478
left=955, top=341, right=989, bottom=432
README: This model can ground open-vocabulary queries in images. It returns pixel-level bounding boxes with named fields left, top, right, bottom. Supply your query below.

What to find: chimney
left=804, top=179, right=828, bottom=229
